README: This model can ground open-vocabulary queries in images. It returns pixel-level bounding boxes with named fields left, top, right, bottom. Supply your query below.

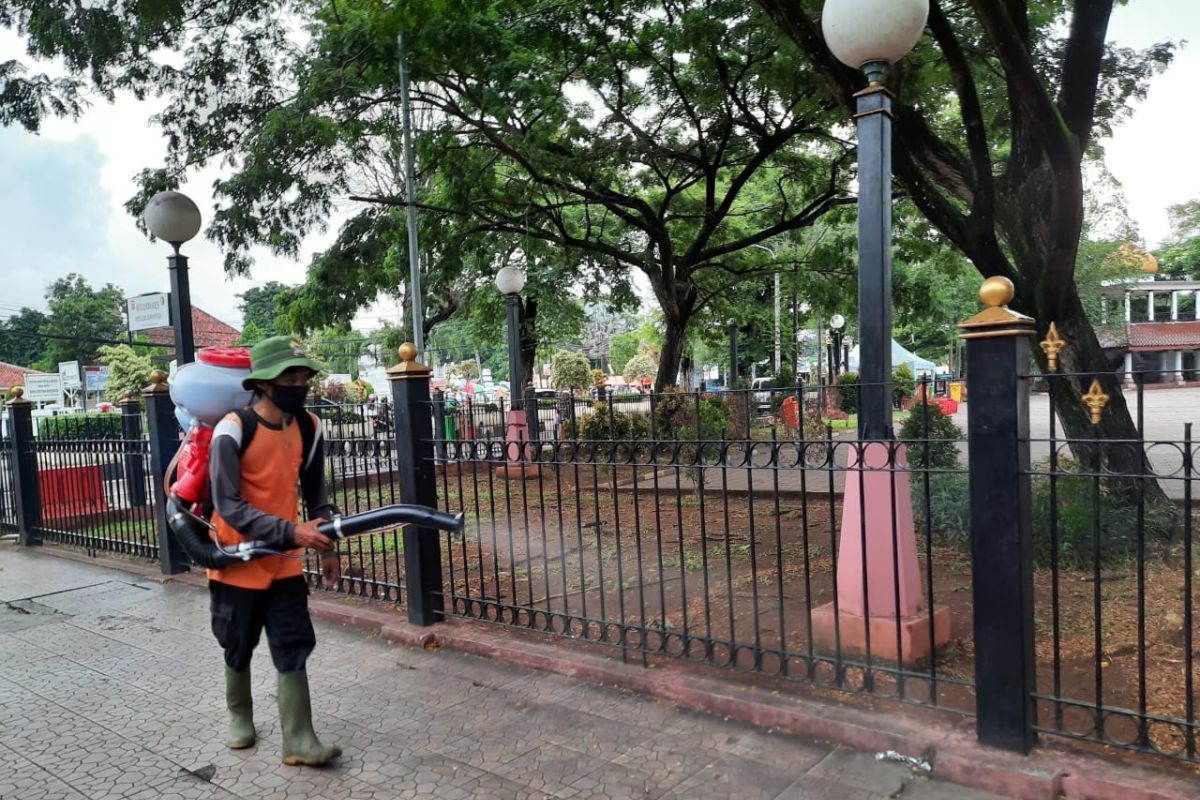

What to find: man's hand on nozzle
left=294, top=519, right=335, bottom=552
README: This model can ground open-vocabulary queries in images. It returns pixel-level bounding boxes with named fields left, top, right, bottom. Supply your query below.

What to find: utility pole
left=398, top=31, right=424, bottom=356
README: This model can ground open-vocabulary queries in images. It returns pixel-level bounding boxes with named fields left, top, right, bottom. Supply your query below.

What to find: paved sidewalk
left=0, top=545, right=1004, bottom=800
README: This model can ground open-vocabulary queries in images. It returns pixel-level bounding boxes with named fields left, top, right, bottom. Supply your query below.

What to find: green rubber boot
left=277, top=671, right=341, bottom=766
left=224, top=666, right=256, bottom=749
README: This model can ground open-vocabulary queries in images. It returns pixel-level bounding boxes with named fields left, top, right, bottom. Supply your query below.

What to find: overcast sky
left=1, top=2, right=1197, bottom=330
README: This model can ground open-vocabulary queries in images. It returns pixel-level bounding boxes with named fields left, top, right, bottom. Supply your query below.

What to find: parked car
left=751, top=377, right=774, bottom=412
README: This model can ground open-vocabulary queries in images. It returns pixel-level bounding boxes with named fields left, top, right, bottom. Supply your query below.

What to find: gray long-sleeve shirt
left=208, top=411, right=338, bottom=550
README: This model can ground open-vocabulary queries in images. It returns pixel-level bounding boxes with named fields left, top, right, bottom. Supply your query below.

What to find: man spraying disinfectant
left=162, top=337, right=464, bottom=767
left=207, top=336, right=342, bottom=765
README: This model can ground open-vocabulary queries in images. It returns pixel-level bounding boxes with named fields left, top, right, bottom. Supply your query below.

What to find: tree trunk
left=656, top=312, right=689, bottom=393
left=520, top=298, right=538, bottom=390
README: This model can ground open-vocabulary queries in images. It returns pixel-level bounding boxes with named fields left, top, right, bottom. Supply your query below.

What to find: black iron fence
left=0, top=434, right=16, bottom=533
left=32, top=433, right=157, bottom=560
left=1026, top=369, right=1199, bottom=761
left=433, top=383, right=976, bottom=714
left=4, top=315, right=1197, bottom=768
left=2, top=403, right=159, bottom=560
left=312, top=401, right=405, bottom=602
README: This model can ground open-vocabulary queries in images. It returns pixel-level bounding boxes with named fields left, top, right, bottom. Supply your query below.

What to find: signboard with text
left=127, top=292, right=171, bottom=331
left=58, top=361, right=81, bottom=389
left=24, top=374, right=63, bottom=403
left=84, top=365, right=111, bottom=392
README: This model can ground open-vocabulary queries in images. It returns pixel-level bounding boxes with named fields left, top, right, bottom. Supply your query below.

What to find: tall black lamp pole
left=829, top=314, right=845, bottom=379
left=822, top=0, right=927, bottom=440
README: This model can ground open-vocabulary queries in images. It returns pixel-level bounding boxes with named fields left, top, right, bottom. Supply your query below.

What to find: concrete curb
left=40, top=546, right=1200, bottom=800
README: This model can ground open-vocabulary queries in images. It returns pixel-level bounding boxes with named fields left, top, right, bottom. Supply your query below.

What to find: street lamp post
left=495, top=265, right=539, bottom=462
left=828, top=314, right=846, bottom=379
left=496, top=265, right=526, bottom=408
left=822, top=0, right=926, bottom=440
left=143, top=191, right=202, bottom=366
left=808, top=0, right=949, bottom=670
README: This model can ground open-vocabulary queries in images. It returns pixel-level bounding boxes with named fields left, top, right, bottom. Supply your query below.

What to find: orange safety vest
left=208, top=413, right=306, bottom=589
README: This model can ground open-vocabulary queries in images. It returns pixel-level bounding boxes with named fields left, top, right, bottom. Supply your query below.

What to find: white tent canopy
left=848, top=339, right=938, bottom=376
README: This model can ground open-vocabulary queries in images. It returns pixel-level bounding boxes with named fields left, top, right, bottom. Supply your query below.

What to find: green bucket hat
left=242, top=336, right=325, bottom=389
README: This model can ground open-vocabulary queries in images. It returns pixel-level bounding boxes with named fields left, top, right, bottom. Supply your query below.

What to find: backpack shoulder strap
left=232, top=408, right=318, bottom=468
left=296, top=410, right=319, bottom=470
left=234, top=408, right=259, bottom=457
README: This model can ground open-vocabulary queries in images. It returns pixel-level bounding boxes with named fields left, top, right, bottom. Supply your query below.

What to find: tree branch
left=1058, top=0, right=1116, bottom=147
left=928, top=0, right=994, bottom=221
left=970, top=0, right=1076, bottom=175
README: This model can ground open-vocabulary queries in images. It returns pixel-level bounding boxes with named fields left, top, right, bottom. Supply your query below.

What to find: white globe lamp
left=495, top=265, right=527, bottom=296
left=143, top=190, right=202, bottom=249
left=822, top=0, right=929, bottom=83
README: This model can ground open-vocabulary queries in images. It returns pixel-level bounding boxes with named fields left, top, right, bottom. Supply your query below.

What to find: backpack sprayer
left=164, top=348, right=463, bottom=569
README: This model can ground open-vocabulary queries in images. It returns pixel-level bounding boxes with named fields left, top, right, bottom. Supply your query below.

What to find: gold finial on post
left=1082, top=379, right=1110, bottom=425
left=960, top=276, right=1035, bottom=339
left=979, top=276, right=1014, bottom=308
left=387, top=342, right=431, bottom=380
left=6, top=385, right=26, bottom=405
left=1039, top=323, right=1065, bottom=372
left=143, top=369, right=170, bottom=395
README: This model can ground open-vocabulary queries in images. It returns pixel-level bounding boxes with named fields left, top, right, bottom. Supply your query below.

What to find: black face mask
left=269, top=385, right=309, bottom=416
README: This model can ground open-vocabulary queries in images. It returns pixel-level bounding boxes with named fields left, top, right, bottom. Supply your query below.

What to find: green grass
left=81, top=520, right=156, bottom=542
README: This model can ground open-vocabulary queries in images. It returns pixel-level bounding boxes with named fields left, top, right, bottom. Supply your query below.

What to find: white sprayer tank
left=170, top=348, right=254, bottom=431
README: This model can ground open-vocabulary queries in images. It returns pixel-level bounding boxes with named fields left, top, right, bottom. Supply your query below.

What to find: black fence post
left=7, top=389, right=41, bottom=545
left=961, top=277, right=1037, bottom=753
left=120, top=393, right=148, bottom=507
left=144, top=370, right=189, bottom=575
left=389, top=344, right=443, bottom=626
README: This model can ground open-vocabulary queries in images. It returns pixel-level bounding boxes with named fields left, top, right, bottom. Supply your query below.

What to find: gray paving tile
left=0, top=740, right=88, bottom=800
left=664, top=753, right=797, bottom=799
left=0, top=546, right=1034, bottom=800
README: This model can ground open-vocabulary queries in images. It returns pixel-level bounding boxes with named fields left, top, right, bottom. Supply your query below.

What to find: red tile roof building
left=144, top=307, right=242, bottom=351
left=0, top=361, right=44, bottom=392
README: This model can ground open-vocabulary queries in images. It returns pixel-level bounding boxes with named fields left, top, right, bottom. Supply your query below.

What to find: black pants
left=209, top=576, right=316, bottom=673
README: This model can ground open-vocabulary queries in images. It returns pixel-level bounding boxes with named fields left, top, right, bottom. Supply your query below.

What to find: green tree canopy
left=97, top=344, right=154, bottom=403
left=622, top=354, right=658, bottom=385
left=551, top=350, right=592, bottom=394
left=42, top=274, right=125, bottom=368
left=0, top=307, right=49, bottom=368
left=1159, top=199, right=1200, bottom=279
left=238, top=281, right=292, bottom=336
left=114, top=0, right=852, bottom=392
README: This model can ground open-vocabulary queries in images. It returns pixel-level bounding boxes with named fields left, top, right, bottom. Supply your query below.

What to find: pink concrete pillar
left=811, top=441, right=950, bottom=664
left=494, top=409, right=539, bottom=478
